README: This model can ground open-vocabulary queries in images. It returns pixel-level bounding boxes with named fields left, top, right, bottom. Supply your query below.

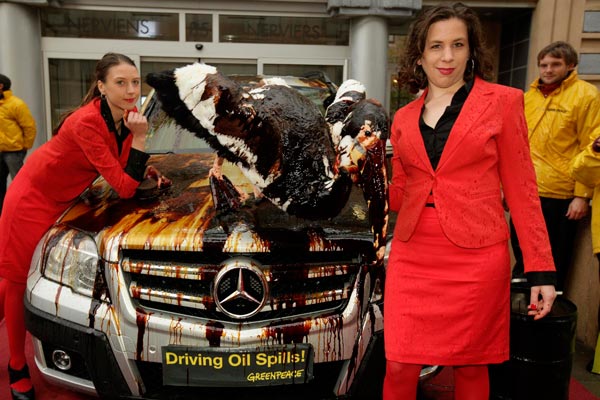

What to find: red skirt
left=384, top=207, right=511, bottom=365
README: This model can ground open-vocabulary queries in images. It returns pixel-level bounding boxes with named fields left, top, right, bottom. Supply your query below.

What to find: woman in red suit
left=0, top=53, right=151, bottom=400
left=383, top=4, right=557, bottom=399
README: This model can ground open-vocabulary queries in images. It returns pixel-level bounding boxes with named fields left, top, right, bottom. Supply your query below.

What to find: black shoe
left=7, top=362, right=35, bottom=400
left=586, top=359, right=600, bottom=375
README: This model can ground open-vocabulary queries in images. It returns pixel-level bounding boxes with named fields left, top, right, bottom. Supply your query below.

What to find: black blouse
left=100, top=97, right=149, bottom=181
left=419, top=79, right=474, bottom=170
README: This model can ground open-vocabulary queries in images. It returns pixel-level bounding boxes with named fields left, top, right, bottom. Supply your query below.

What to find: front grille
left=121, top=249, right=366, bottom=323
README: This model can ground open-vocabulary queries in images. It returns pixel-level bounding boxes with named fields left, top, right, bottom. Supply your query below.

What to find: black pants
left=0, top=150, right=26, bottom=215
left=510, top=196, right=579, bottom=291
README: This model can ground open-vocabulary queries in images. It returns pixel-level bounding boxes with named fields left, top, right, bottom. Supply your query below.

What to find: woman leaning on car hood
left=0, top=52, right=167, bottom=400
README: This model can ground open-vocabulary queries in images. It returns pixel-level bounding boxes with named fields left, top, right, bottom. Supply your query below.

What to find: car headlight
left=42, top=229, right=99, bottom=297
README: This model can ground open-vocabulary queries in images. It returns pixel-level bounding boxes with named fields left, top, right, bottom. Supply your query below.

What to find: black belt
left=425, top=203, right=435, bottom=208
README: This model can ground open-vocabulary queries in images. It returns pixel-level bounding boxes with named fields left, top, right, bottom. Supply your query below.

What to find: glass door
left=259, top=58, right=346, bottom=86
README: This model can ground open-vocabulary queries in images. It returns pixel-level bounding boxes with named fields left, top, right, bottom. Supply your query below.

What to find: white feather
left=191, top=98, right=217, bottom=134
left=338, top=135, right=354, bottom=168
left=330, top=121, right=344, bottom=148
left=249, top=87, right=266, bottom=100
left=261, top=77, right=290, bottom=87
left=174, top=63, right=218, bottom=134
left=334, top=79, right=365, bottom=103
left=322, top=154, right=334, bottom=179
left=238, top=163, right=279, bottom=190
left=214, top=134, right=257, bottom=165
left=280, top=198, right=292, bottom=211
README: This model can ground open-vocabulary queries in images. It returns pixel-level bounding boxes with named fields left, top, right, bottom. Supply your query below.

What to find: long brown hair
left=52, top=52, right=136, bottom=135
left=397, top=2, right=494, bottom=94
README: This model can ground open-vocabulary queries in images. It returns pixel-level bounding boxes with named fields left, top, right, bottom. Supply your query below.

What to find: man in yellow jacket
left=510, top=41, right=600, bottom=292
left=572, top=136, right=600, bottom=374
left=0, top=74, right=36, bottom=215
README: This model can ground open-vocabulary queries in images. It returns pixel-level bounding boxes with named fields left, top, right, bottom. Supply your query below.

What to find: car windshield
left=143, top=75, right=336, bottom=154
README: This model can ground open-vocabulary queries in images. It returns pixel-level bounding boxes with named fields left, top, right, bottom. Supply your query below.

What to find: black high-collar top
left=419, top=78, right=474, bottom=170
left=99, top=97, right=149, bottom=181
left=100, top=96, right=130, bottom=155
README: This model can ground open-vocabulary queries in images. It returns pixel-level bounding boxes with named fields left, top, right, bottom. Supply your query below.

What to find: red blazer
left=26, top=98, right=140, bottom=202
left=389, top=77, right=554, bottom=273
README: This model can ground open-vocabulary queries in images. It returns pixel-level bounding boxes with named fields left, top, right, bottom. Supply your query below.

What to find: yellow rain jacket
left=525, top=71, right=599, bottom=200
left=0, top=90, right=36, bottom=152
left=571, top=142, right=600, bottom=255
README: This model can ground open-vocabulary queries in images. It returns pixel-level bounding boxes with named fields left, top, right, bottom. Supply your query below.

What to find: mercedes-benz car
left=24, top=74, right=395, bottom=399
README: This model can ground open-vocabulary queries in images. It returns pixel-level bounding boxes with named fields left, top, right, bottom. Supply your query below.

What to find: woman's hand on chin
left=124, top=111, right=148, bottom=150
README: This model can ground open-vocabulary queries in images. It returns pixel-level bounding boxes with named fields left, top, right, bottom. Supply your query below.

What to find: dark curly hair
left=397, top=2, right=495, bottom=94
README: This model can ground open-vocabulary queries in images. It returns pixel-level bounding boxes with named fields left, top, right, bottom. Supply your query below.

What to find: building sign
left=219, top=15, right=349, bottom=45
left=41, top=9, right=179, bottom=40
left=186, top=14, right=212, bottom=42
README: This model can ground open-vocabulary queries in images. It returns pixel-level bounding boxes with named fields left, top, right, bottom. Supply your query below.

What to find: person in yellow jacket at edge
left=572, top=135, right=600, bottom=375
left=510, top=41, right=597, bottom=293
left=0, top=73, right=37, bottom=215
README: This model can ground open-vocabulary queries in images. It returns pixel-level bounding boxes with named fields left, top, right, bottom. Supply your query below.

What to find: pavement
left=570, top=341, right=600, bottom=399
left=419, top=340, right=600, bottom=400
left=1, top=322, right=599, bottom=399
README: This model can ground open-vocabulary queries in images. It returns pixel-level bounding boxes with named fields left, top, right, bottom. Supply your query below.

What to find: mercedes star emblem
left=213, top=258, right=268, bottom=319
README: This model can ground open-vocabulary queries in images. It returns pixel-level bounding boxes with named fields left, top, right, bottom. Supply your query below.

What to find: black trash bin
left=489, top=288, right=577, bottom=400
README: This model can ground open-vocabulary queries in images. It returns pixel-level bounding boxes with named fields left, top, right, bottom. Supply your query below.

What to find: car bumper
left=24, top=297, right=131, bottom=398
left=24, top=282, right=386, bottom=400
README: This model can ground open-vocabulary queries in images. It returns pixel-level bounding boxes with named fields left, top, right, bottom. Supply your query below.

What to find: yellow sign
left=162, top=345, right=313, bottom=387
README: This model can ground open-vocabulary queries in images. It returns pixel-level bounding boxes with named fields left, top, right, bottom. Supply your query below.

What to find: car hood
left=58, top=152, right=374, bottom=262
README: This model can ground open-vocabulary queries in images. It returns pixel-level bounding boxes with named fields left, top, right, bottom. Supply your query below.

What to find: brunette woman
left=0, top=52, right=152, bottom=400
left=384, top=3, right=557, bottom=399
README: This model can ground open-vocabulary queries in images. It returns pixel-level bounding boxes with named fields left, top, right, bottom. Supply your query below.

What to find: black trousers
left=0, top=150, right=26, bottom=215
left=510, top=196, right=579, bottom=291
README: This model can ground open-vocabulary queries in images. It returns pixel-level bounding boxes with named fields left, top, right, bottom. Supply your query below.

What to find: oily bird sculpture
left=145, top=63, right=389, bottom=232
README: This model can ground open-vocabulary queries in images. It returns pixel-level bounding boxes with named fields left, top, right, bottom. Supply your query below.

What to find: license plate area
left=162, top=344, right=314, bottom=387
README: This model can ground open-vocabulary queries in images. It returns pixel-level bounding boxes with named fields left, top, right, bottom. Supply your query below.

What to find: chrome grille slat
left=122, top=258, right=218, bottom=280
left=129, top=283, right=210, bottom=310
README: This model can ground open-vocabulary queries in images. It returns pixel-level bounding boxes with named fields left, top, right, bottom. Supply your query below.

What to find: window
left=41, top=9, right=179, bottom=40
left=185, top=14, right=213, bottom=41
left=48, top=58, right=97, bottom=131
left=219, top=15, right=349, bottom=45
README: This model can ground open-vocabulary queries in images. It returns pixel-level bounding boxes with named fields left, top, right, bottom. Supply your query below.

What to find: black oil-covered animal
left=146, top=63, right=389, bottom=223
